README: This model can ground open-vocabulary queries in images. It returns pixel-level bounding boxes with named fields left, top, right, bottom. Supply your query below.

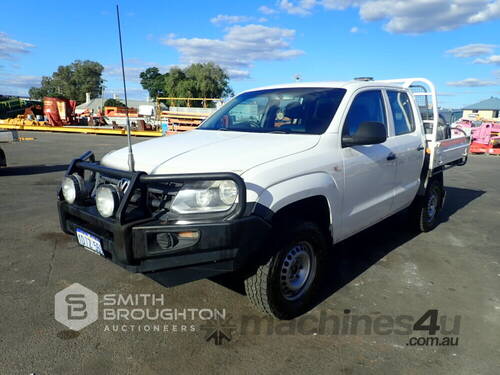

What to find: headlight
left=170, top=180, right=239, bottom=214
left=219, top=180, right=238, bottom=205
left=96, top=184, right=120, bottom=218
left=195, top=188, right=217, bottom=207
left=61, top=174, right=84, bottom=204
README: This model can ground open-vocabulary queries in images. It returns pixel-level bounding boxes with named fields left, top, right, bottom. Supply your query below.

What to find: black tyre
left=244, top=221, right=327, bottom=319
left=410, top=178, right=444, bottom=232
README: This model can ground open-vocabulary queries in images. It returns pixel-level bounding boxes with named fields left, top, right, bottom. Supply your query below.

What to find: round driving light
left=61, top=174, right=84, bottom=204
left=96, top=185, right=120, bottom=218
left=195, top=189, right=215, bottom=207
left=219, top=180, right=238, bottom=205
left=61, top=177, right=77, bottom=203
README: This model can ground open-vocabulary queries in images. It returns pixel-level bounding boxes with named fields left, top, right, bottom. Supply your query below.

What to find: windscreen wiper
left=269, top=129, right=291, bottom=134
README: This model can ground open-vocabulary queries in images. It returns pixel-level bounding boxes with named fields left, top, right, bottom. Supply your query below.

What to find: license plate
left=76, top=228, right=104, bottom=256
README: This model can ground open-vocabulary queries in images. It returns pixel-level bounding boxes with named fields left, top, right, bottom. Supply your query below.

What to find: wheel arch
left=273, top=195, right=332, bottom=234
left=418, top=168, right=444, bottom=196
left=253, top=172, right=341, bottom=242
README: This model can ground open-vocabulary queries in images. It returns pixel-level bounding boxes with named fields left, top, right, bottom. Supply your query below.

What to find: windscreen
left=198, top=87, right=346, bottom=134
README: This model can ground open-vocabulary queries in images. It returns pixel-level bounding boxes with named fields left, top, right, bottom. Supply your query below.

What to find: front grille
left=95, top=173, right=182, bottom=219
left=94, top=172, right=130, bottom=195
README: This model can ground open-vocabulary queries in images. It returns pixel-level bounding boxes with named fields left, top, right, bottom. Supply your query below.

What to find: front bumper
left=59, top=200, right=270, bottom=271
left=57, top=152, right=271, bottom=285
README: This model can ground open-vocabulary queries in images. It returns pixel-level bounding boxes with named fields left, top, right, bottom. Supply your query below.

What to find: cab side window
left=343, top=90, right=387, bottom=137
left=387, top=91, right=415, bottom=135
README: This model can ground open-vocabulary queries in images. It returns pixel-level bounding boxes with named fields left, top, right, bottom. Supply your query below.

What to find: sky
left=0, top=0, right=499, bottom=109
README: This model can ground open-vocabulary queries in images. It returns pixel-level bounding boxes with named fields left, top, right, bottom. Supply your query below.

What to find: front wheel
left=410, top=178, right=444, bottom=232
left=244, top=221, right=327, bottom=319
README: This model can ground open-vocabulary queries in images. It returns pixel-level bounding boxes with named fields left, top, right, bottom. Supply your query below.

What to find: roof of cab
left=243, top=80, right=407, bottom=93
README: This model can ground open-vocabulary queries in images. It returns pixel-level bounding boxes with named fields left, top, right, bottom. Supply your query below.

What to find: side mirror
left=342, top=121, right=387, bottom=147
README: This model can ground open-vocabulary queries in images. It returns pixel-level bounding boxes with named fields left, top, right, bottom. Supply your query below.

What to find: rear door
left=385, top=90, right=425, bottom=211
left=340, top=89, right=398, bottom=238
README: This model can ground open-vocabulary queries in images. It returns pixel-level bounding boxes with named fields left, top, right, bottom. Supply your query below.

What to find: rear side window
left=343, top=90, right=387, bottom=137
left=387, top=91, right=415, bottom=135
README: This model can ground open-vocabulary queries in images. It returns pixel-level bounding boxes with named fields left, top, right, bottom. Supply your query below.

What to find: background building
left=462, top=97, right=500, bottom=121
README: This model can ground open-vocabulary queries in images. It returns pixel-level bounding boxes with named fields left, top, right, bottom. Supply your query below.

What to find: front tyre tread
left=244, top=221, right=327, bottom=319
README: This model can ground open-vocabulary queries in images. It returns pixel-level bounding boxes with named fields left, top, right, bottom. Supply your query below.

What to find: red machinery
left=43, top=97, right=77, bottom=126
left=454, top=120, right=500, bottom=155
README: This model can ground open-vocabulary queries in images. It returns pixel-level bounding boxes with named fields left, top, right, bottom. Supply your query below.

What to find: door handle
left=416, top=145, right=425, bottom=151
left=387, top=152, right=397, bottom=161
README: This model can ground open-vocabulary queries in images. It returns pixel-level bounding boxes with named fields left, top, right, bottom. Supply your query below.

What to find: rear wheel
left=410, top=178, right=444, bottom=232
left=244, top=221, right=327, bottom=319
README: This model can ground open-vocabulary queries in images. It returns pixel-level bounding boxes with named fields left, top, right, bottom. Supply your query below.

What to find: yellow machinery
left=0, top=120, right=162, bottom=137
left=155, top=97, right=221, bottom=129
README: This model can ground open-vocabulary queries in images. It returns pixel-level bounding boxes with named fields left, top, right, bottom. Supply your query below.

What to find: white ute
left=58, top=78, right=470, bottom=319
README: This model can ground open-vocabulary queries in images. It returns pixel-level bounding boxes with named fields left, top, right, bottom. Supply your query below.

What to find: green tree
left=29, top=60, right=104, bottom=104
left=184, top=62, right=233, bottom=98
left=139, top=67, right=166, bottom=99
left=139, top=62, right=233, bottom=106
left=163, top=67, right=189, bottom=98
left=103, top=98, right=126, bottom=107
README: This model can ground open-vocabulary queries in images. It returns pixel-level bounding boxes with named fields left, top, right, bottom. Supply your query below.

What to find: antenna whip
left=116, top=4, right=135, bottom=171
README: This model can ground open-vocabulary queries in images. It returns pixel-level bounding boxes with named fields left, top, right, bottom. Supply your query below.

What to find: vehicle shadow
left=439, top=186, right=485, bottom=222
left=309, top=185, right=485, bottom=312
left=211, top=186, right=485, bottom=313
left=0, top=164, right=68, bottom=176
